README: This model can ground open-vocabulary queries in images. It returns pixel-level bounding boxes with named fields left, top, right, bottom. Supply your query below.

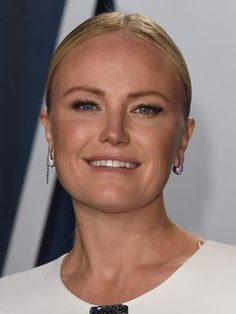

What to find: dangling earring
left=46, top=146, right=55, bottom=184
left=172, top=159, right=184, bottom=175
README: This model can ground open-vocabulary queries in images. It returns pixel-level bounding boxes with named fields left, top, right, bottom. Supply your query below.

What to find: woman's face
left=41, top=32, right=194, bottom=213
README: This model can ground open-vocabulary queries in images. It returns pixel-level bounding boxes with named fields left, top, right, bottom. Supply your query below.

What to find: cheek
left=136, top=122, right=182, bottom=165
left=49, top=116, right=97, bottom=198
left=50, top=116, right=94, bottom=166
left=136, top=121, right=183, bottom=193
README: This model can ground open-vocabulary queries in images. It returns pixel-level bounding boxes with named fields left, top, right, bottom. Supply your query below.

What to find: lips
left=89, top=159, right=137, bottom=169
left=84, top=156, right=141, bottom=169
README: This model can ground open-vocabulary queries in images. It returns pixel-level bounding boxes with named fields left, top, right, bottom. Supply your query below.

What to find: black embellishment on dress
left=89, top=304, right=128, bottom=314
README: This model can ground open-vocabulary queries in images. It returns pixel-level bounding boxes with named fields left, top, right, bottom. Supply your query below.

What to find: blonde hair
left=46, top=12, right=192, bottom=117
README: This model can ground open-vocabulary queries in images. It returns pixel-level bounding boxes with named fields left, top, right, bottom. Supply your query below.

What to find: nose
left=99, top=110, right=130, bottom=146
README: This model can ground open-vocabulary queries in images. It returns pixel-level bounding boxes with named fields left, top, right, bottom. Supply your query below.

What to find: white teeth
left=120, top=161, right=125, bottom=167
left=89, top=160, right=137, bottom=169
left=113, top=160, right=120, bottom=167
left=107, top=160, right=113, bottom=167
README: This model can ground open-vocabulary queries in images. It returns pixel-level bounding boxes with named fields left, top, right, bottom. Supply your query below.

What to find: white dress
left=0, top=241, right=236, bottom=313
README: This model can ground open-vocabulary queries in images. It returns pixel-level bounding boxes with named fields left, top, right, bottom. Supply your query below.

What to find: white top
left=1, top=240, right=236, bottom=313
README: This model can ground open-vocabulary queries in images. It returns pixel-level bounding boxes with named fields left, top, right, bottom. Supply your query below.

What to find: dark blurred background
left=0, top=0, right=115, bottom=277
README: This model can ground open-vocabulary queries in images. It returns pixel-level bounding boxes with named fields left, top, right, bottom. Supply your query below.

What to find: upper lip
left=84, top=155, right=141, bottom=165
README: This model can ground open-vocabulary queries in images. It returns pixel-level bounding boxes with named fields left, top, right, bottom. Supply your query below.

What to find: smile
left=88, top=160, right=138, bottom=169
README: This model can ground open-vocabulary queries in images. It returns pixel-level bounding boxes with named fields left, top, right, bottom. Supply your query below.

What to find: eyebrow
left=62, top=86, right=105, bottom=98
left=62, top=86, right=171, bottom=104
left=127, top=90, right=171, bottom=104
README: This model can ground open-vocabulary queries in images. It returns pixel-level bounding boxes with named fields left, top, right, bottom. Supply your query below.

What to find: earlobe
left=172, top=117, right=195, bottom=172
left=186, top=117, right=195, bottom=141
left=181, top=117, right=195, bottom=153
left=40, top=109, right=53, bottom=145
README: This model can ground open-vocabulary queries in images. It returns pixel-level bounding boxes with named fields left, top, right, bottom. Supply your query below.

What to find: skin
left=41, top=32, right=196, bottom=304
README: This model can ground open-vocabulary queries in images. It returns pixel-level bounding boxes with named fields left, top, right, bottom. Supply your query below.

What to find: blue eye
left=133, top=104, right=163, bottom=116
left=71, top=100, right=100, bottom=112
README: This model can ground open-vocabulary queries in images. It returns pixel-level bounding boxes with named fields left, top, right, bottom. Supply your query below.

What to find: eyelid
left=131, top=103, right=163, bottom=114
left=132, top=103, right=163, bottom=108
left=71, top=99, right=101, bottom=111
left=69, top=100, right=163, bottom=116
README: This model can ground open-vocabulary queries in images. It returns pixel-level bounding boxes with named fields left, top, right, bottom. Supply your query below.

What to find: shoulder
left=194, top=240, right=236, bottom=273
left=0, top=255, right=65, bottom=313
left=189, top=240, right=236, bottom=292
left=0, top=256, right=63, bottom=292
left=199, top=240, right=236, bottom=263
left=206, top=239, right=236, bottom=253
left=179, top=240, right=236, bottom=311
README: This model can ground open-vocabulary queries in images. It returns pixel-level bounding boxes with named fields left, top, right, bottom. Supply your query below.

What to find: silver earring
left=172, top=161, right=184, bottom=175
left=46, top=146, right=55, bottom=184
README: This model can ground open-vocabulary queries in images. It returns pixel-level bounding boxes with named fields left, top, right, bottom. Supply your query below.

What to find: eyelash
left=71, top=100, right=101, bottom=112
left=71, top=100, right=163, bottom=116
left=132, top=104, right=163, bottom=116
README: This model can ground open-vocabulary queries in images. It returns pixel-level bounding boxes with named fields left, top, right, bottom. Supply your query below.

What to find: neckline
left=56, top=240, right=209, bottom=308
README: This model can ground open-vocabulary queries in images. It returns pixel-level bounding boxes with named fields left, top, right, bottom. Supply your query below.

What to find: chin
left=73, top=187, right=142, bottom=214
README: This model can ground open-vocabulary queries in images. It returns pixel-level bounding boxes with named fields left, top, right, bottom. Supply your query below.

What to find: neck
left=64, top=196, right=186, bottom=280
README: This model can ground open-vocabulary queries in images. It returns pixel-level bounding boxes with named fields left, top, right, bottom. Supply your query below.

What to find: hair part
left=46, top=12, right=192, bottom=118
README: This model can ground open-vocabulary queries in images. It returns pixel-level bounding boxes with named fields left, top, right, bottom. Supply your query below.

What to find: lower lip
left=86, top=162, right=139, bottom=173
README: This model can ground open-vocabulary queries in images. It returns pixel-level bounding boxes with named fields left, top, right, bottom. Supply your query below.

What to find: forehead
left=51, top=32, right=184, bottom=104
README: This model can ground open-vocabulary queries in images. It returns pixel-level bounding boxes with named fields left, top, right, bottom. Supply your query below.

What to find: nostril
left=99, top=124, right=130, bottom=145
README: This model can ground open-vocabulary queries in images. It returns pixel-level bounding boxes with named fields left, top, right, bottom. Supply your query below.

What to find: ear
left=40, top=109, right=53, bottom=146
left=173, top=117, right=195, bottom=166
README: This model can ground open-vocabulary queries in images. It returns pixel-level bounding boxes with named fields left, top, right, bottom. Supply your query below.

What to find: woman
left=1, top=12, right=236, bottom=314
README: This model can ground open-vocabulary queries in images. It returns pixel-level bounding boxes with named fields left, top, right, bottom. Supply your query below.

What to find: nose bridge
left=99, top=104, right=130, bottom=145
